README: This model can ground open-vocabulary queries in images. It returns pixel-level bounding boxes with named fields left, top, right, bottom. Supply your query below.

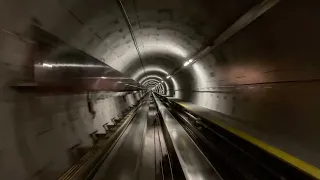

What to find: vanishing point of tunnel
left=1, top=0, right=320, bottom=179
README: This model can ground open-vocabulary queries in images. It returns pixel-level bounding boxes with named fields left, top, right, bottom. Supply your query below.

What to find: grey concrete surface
left=92, top=99, right=149, bottom=180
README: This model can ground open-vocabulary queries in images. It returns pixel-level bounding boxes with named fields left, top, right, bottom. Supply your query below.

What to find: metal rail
left=90, top=93, right=176, bottom=180
left=153, top=93, right=223, bottom=180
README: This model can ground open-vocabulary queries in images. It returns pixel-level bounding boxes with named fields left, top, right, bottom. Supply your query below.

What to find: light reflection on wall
left=143, top=79, right=161, bottom=89
left=139, top=75, right=170, bottom=96
left=132, top=66, right=180, bottom=98
left=100, top=39, right=190, bottom=73
left=170, top=76, right=180, bottom=98
left=132, top=66, right=168, bottom=80
left=141, top=41, right=189, bottom=60
left=228, top=65, right=266, bottom=84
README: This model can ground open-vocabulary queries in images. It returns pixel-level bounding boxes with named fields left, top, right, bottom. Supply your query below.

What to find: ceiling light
left=183, top=59, right=194, bottom=67
left=166, top=76, right=171, bottom=79
left=42, top=63, right=53, bottom=68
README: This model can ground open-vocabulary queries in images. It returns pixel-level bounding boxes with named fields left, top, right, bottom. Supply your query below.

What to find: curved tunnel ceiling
left=53, top=0, right=260, bottom=97
left=3, top=0, right=283, bottom=98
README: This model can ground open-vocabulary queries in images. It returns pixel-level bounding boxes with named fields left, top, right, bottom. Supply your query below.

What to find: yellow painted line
left=177, top=102, right=320, bottom=179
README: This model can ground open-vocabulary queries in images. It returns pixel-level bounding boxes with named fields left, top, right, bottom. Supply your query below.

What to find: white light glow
left=84, top=77, right=131, bottom=80
left=166, top=75, right=171, bottom=79
left=183, top=59, right=194, bottom=67
left=132, top=66, right=169, bottom=80
left=103, top=37, right=191, bottom=73
left=41, top=63, right=104, bottom=68
left=42, top=63, right=53, bottom=68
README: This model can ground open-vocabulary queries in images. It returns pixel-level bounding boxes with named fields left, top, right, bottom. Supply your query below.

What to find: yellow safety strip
left=177, top=102, right=320, bottom=179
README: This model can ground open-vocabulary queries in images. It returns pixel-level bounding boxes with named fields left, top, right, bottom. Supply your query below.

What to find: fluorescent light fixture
left=101, top=76, right=106, bottom=79
left=183, top=59, right=194, bottom=67
left=166, top=76, right=171, bottom=79
left=42, top=63, right=104, bottom=68
left=183, top=61, right=190, bottom=66
left=43, top=63, right=53, bottom=68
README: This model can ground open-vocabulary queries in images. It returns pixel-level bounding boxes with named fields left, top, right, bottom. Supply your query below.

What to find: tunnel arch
left=142, top=78, right=167, bottom=95
left=139, top=75, right=172, bottom=96
left=60, top=0, right=255, bottom=99
left=144, top=80, right=165, bottom=94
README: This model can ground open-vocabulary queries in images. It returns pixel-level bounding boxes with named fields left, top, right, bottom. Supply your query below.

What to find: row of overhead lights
left=151, top=57, right=195, bottom=89
left=152, top=47, right=212, bottom=88
left=159, top=58, right=193, bottom=83
left=42, top=63, right=105, bottom=68
left=152, top=57, right=194, bottom=89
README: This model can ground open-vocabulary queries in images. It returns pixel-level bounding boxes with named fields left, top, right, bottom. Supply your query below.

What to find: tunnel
left=1, top=0, right=320, bottom=179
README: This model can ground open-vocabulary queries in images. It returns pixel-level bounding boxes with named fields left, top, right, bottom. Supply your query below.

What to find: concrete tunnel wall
left=1, top=0, right=320, bottom=179
left=0, top=89, right=142, bottom=179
